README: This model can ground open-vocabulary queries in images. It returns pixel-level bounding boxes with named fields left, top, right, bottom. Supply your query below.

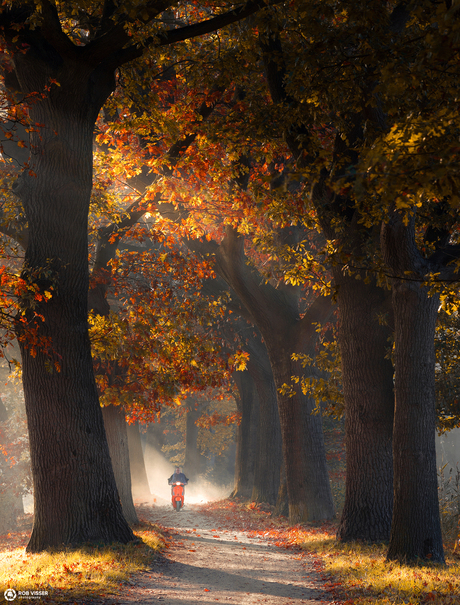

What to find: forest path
left=110, top=504, right=336, bottom=605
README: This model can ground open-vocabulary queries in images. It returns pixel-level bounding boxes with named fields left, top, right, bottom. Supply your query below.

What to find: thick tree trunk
left=335, top=274, right=395, bottom=542
left=231, top=370, right=259, bottom=499
left=247, top=347, right=282, bottom=506
left=12, top=58, right=134, bottom=551
left=386, top=282, right=444, bottom=562
left=311, top=175, right=395, bottom=539
left=102, top=406, right=138, bottom=524
left=266, top=332, right=335, bottom=523
left=381, top=214, right=445, bottom=563
left=126, top=422, right=151, bottom=501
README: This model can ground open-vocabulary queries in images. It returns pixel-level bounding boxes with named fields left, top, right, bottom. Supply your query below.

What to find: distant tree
left=435, top=310, right=460, bottom=433
left=126, top=421, right=151, bottom=502
left=0, top=396, right=27, bottom=533
left=231, top=369, right=258, bottom=500
left=158, top=387, right=238, bottom=484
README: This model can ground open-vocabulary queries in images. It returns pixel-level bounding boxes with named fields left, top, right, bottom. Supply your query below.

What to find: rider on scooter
left=168, top=467, right=189, bottom=511
left=168, top=466, right=189, bottom=486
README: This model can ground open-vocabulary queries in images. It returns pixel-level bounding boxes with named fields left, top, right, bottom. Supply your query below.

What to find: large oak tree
left=0, top=0, right=275, bottom=552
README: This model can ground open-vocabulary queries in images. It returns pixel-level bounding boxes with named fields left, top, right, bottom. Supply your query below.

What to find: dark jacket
left=168, top=472, right=189, bottom=485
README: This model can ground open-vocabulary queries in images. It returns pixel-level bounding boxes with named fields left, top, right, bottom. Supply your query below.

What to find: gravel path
left=111, top=504, right=338, bottom=604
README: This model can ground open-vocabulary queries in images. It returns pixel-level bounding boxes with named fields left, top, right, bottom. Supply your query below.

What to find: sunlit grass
left=294, top=529, right=460, bottom=605
left=202, top=489, right=460, bottom=605
left=0, top=522, right=165, bottom=603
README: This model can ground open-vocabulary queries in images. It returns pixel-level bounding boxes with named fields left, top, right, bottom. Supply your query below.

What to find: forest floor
left=106, top=501, right=337, bottom=605
left=1, top=498, right=459, bottom=604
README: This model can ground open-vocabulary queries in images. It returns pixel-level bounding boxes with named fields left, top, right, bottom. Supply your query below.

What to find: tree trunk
left=102, top=406, right=138, bottom=524
left=311, top=175, right=395, bottom=540
left=275, top=462, right=289, bottom=517
left=386, top=282, right=444, bottom=562
left=184, top=399, right=206, bottom=480
left=247, top=346, right=282, bottom=505
left=265, top=331, right=335, bottom=523
left=12, top=55, right=134, bottom=551
left=381, top=214, right=445, bottom=563
left=209, top=229, right=334, bottom=523
left=126, top=422, right=151, bottom=502
left=335, top=273, right=395, bottom=542
left=231, top=370, right=259, bottom=499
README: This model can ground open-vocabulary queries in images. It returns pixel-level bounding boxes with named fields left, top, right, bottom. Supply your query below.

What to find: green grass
left=0, top=522, right=165, bottom=603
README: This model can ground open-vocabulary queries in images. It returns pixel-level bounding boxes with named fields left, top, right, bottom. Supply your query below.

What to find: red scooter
left=171, top=482, right=186, bottom=511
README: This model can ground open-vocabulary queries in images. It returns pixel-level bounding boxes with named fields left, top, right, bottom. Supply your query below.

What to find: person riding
left=168, top=466, right=189, bottom=485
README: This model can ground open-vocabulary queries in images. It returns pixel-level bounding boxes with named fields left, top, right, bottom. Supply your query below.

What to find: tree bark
left=10, top=44, right=134, bottom=551
left=231, top=370, right=259, bottom=499
left=88, top=237, right=141, bottom=520
left=102, top=406, right=139, bottom=524
left=275, top=462, right=288, bottom=517
left=246, top=334, right=282, bottom=505
left=126, top=422, right=151, bottom=501
left=382, top=215, right=445, bottom=563
left=310, top=167, right=396, bottom=541
left=335, top=273, right=395, bottom=542
left=264, top=330, right=334, bottom=523
left=386, top=281, right=443, bottom=561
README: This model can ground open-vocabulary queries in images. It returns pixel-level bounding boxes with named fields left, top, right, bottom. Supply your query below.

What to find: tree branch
left=0, top=219, right=28, bottom=249
left=113, top=0, right=279, bottom=67
left=38, top=0, right=78, bottom=59
left=81, top=1, right=175, bottom=65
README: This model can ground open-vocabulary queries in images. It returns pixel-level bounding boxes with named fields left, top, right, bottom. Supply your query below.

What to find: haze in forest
left=139, top=444, right=232, bottom=506
left=16, top=424, right=460, bottom=515
left=436, top=428, right=460, bottom=475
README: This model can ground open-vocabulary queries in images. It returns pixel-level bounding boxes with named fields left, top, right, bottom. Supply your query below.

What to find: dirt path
left=110, top=504, right=337, bottom=605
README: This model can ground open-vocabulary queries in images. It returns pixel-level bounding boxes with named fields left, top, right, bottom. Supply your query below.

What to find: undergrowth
left=0, top=521, right=165, bottom=603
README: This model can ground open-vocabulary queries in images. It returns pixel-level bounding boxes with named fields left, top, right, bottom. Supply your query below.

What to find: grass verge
left=292, top=526, right=460, bottom=605
left=0, top=521, right=165, bottom=603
